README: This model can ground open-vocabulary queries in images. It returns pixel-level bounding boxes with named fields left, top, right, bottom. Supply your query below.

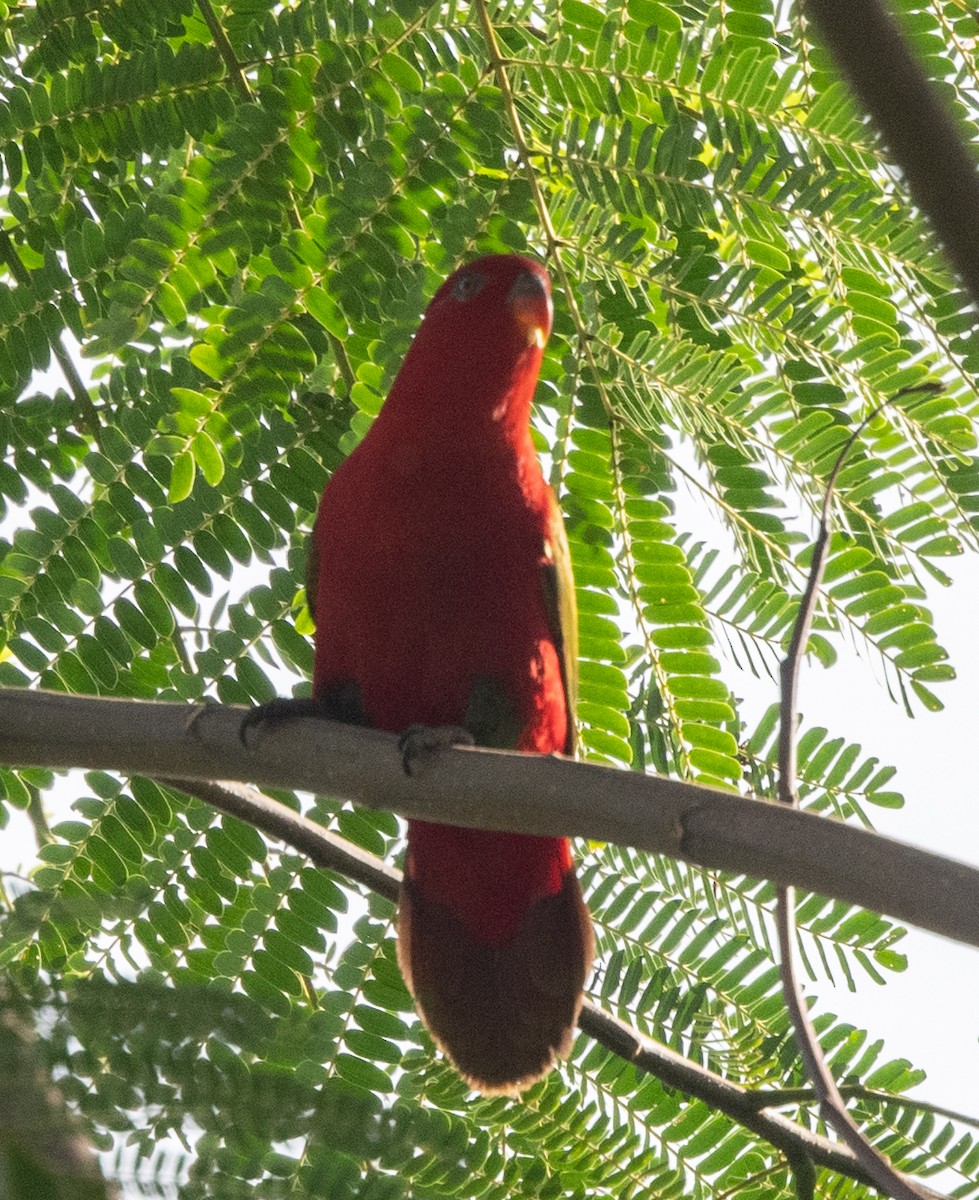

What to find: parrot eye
left=451, top=271, right=486, bottom=302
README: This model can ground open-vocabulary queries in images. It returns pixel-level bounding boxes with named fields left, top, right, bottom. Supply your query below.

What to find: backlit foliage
left=1, top=1, right=978, bottom=1196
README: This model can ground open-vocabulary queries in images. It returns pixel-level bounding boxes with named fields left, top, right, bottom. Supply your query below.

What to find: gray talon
left=399, top=724, right=475, bottom=776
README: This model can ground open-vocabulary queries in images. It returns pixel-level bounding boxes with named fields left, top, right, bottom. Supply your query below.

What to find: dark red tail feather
left=398, top=865, right=593, bottom=1094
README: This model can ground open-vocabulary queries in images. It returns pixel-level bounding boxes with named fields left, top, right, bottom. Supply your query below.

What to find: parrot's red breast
left=308, top=254, right=593, bottom=1093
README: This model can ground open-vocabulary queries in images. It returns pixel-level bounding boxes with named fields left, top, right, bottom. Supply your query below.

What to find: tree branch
left=777, top=406, right=929, bottom=1199
left=2, top=686, right=979, bottom=950
left=164, top=777, right=945, bottom=1198
left=805, top=0, right=979, bottom=307
left=0, top=229, right=100, bottom=436
left=169, top=776, right=398, bottom=901
left=751, top=1085, right=979, bottom=1131
left=196, top=0, right=252, bottom=103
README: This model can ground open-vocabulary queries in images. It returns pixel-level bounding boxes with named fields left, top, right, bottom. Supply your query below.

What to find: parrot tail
left=397, top=858, right=594, bottom=1094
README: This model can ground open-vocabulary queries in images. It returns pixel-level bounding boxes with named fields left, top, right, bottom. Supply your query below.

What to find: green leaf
left=192, top=430, right=225, bottom=487
left=169, top=451, right=196, bottom=503
left=627, top=0, right=682, bottom=32
left=379, top=52, right=423, bottom=94
left=1, top=9, right=974, bottom=1196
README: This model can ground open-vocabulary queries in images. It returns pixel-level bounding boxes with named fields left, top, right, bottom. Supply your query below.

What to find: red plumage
left=309, top=254, right=593, bottom=1092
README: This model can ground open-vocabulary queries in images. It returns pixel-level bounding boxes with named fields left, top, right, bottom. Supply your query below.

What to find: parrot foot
left=239, top=697, right=335, bottom=748
left=398, top=724, right=475, bottom=776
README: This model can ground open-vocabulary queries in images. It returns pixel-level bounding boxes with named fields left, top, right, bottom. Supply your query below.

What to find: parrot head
left=418, top=253, right=553, bottom=370
left=376, top=253, right=554, bottom=434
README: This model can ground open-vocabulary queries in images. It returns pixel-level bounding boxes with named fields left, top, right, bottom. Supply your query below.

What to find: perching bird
left=255, top=254, right=593, bottom=1093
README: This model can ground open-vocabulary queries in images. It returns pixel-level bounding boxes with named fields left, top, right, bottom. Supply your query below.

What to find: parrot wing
left=540, top=486, right=578, bottom=757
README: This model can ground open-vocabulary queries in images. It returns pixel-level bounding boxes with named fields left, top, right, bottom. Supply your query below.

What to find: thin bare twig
left=753, top=1084, right=979, bottom=1131
left=777, top=390, right=941, bottom=1200
left=163, top=776, right=945, bottom=1196
left=168, top=776, right=398, bottom=901
left=0, top=229, right=100, bottom=435
left=196, top=0, right=252, bottom=102
left=473, top=0, right=613, bottom=426
left=473, top=0, right=559, bottom=250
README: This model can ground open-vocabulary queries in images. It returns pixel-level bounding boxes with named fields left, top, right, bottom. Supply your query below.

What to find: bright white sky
left=743, top=548, right=979, bottom=1107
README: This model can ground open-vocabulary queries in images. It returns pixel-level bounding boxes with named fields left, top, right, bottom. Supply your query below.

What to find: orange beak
left=508, top=270, right=553, bottom=349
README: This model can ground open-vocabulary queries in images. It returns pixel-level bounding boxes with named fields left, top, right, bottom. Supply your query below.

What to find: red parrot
left=291, top=254, right=592, bottom=1092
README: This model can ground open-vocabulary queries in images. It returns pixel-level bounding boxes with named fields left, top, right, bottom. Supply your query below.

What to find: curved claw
left=398, top=724, right=475, bottom=777
left=239, top=697, right=334, bottom=748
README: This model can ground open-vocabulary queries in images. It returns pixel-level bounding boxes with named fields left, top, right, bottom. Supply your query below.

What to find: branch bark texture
left=2, top=687, right=979, bottom=950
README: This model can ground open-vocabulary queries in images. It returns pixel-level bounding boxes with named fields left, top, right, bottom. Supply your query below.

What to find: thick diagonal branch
left=166, top=777, right=942, bottom=1196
